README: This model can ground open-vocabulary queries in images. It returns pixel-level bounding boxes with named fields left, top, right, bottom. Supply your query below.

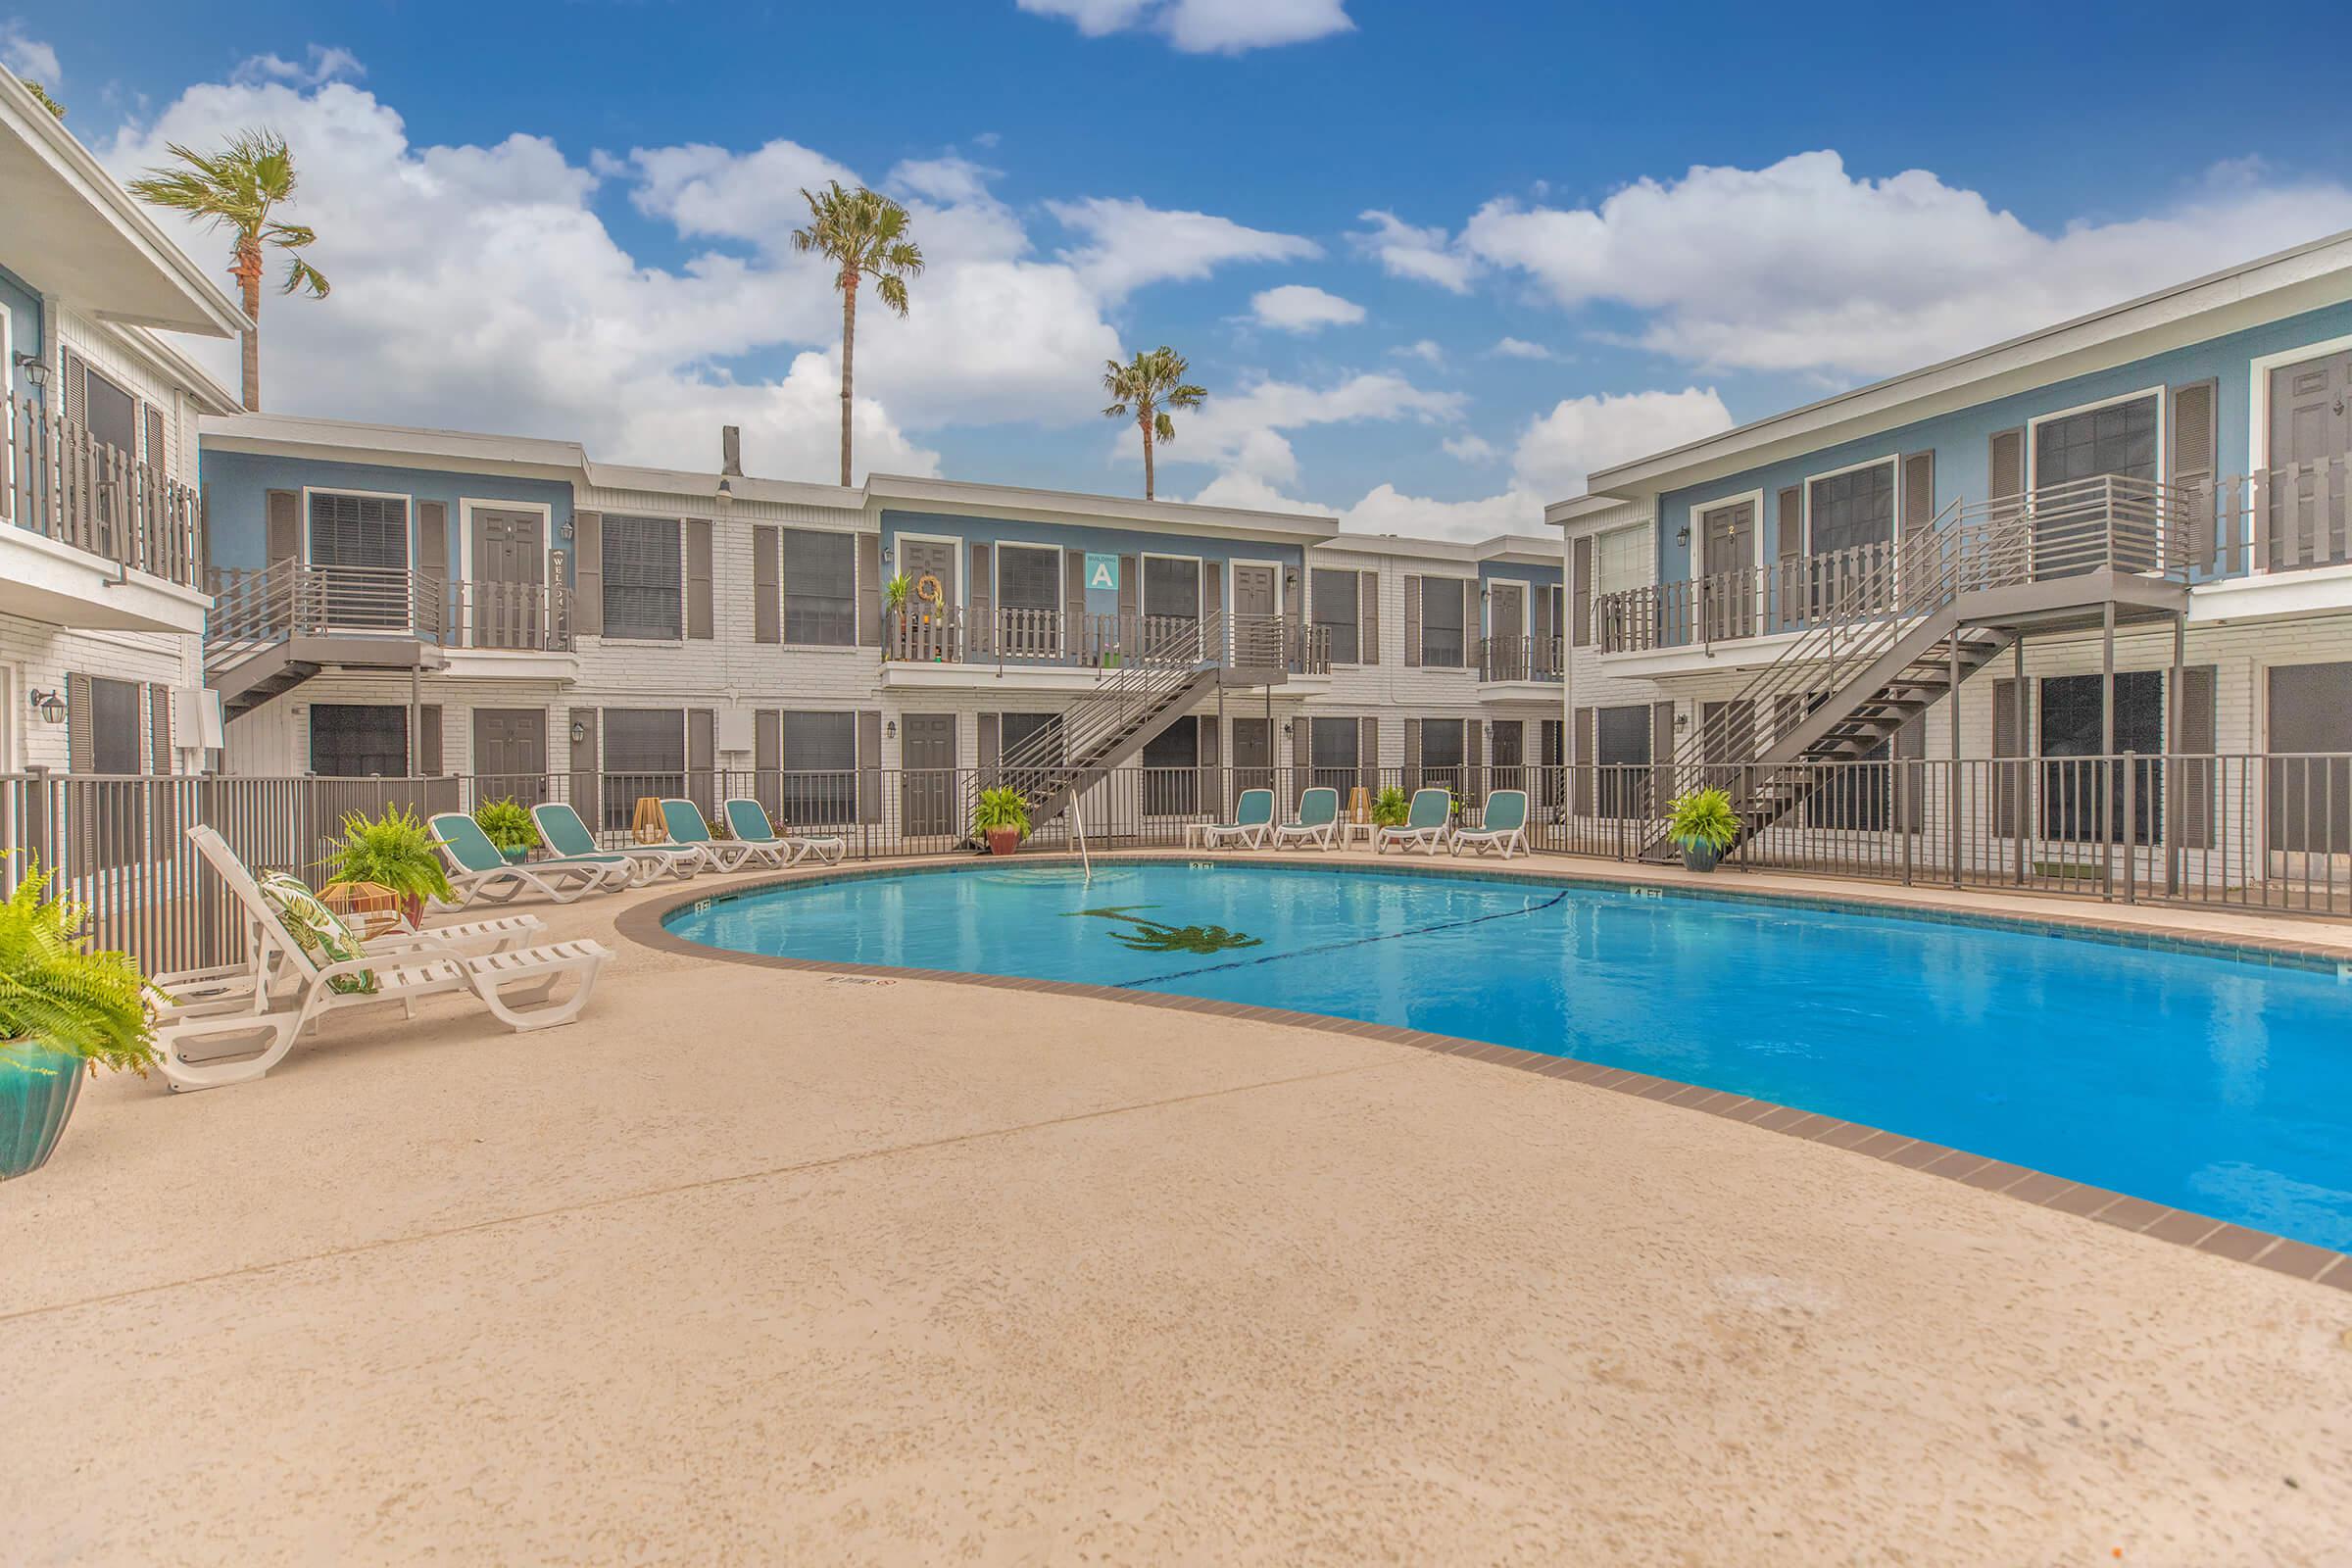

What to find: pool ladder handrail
left=1071, top=794, right=1093, bottom=882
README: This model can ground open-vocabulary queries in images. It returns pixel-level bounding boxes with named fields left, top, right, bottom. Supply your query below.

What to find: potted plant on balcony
left=1371, top=787, right=1411, bottom=829
left=0, top=858, right=160, bottom=1181
left=881, top=573, right=910, bottom=660
left=1666, top=787, right=1740, bottom=873
left=320, top=806, right=456, bottom=931
left=474, top=799, right=539, bottom=865
left=972, top=787, right=1031, bottom=857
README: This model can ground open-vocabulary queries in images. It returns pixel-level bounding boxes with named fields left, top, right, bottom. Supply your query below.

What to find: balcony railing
left=1478, top=634, right=1565, bottom=682
left=888, top=607, right=1329, bottom=674
left=1595, top=463, right=2349, bottom=655
left=4, top=392, right=204, bottom=589
left=205, top=562, right=573, bottom=668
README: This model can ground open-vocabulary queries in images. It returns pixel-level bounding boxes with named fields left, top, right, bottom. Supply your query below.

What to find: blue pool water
left=665, top=861, right=2352, bottom=1250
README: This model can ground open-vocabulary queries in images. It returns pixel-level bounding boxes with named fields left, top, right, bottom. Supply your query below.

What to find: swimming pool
left=662, top=860, right=2352, bottom=1250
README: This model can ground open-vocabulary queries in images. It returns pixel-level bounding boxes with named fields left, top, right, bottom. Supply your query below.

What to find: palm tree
left=791, top=181, right=923, bottom=487
left=1102, top=347, right=1206, bottom=501
left=128, top=129, right=329, bottom=413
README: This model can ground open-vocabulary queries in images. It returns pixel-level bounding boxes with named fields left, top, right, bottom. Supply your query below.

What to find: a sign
left=1085, top=553, right=1119, bottom=592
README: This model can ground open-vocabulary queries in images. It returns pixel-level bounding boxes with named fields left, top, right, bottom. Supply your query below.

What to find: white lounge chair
left=150, top=826, right=612, bottom=1092
left=430, top=811, right=634, bottom=906
left=1451, top=788, right=1529, bottom=858
left=1200, top=788, right=1275, bottom=850
left=532, top=801, right=707, bottom=881
left=1376, top=787, right=1454, bottom=855
left=723, top=798, right=847, bottom=867
left=1270, top=786, right=1340, bottom=850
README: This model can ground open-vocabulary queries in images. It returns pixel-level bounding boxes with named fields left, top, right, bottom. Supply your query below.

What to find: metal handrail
left=998, top=609, right=1224, bottom=792
left=4, top=392, right=205, bottom=587
left=205, top=561, right=573, bottom=667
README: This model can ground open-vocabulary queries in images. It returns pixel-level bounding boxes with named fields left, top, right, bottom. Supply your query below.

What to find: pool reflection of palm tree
left=1065, top=906, right=1261, bottom=956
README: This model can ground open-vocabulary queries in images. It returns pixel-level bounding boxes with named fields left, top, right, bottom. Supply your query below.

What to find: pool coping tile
left=614, top=860, right=2352, bottom=1297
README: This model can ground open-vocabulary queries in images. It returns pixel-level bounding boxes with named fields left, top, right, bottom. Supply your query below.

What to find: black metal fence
left=4, top=753, right=2347, bottom=977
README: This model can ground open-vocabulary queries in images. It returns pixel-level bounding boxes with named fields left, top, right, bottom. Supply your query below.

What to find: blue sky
left=17, top=0, right=2352, bottom=535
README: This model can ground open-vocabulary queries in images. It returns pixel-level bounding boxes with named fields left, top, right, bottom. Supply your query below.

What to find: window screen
left=308, top=492, right=408, bottom=568
left=1595, top=704, right=1651, bottom=818
left=2035, top=396, right=2158, bottom=488
left=1141, top=720, right=1199, bottom=815
left=602, top=515, right=682, bottom=641
left=88, top=676, right=143, bottom=774
left=782, top=528, right=856, bottom=645
left=601, top=708, right=684, bottom=829
left=1143, top=557, right=1200, bottom=619
left=2038, top=672, right=2163, bottom=843
left=1310, top=569, right=1360, bottom=663
left=1001, top=711, right=1064, bottom=764
left=83, top=368, right=138, bottom=459
left=1592, top=525, right=1649, bottom=597
left=1309, top=716, right=1358, bottom=794
left=2269, top=662, right=2352, bottom=854
left=1806, top=463, right=1895, bottom=556
left=998, top=545, right=1059, bottom=612
left=1420, top=578, right=1465, bottom=667
left=781, top=710, right=857, bottom=824
left=310, top=704, right=408, bottom=778
left=1419, top=717, right=1465, bottom=771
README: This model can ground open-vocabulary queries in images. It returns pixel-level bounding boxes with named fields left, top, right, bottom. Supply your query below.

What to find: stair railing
left=999, top=610, right=1225, bottom=807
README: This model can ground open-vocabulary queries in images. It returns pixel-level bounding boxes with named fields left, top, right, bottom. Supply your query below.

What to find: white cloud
left=1, top=20, right=60, bottom=84
left=1341, top=484, right=1541, bottom=542
left=1249, top=283, right=1364, bottom=333
left=232, top=44, right=365, bottom=89
left=1509, top=387, right=1734, bottom=498
left=1048, top=196, right=1319, bottom=300
left=1442, top=433, right=1498, bottom=464
left=1461, top=149, right=2352, bottom=377
left=1390, top=338, right=1444, bottom=366
left=1016, top=0, right=1353, bottom=53
left=1156, top=370, right=1463, bottom=489
left=1489, top=336, right=1555, bottom=362
left=1349, top=209, right=1476, bottom=293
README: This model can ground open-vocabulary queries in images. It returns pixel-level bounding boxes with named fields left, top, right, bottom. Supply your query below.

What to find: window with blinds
left=601, top=708, right=685, bottom=828
left=602, top=515, right=683, bottom=641
left=1001, top=710, right=1064, bottom=765
left=2034, top=395, right=2158, bottom=487
left=782, top=528, right=856, bottom=646
left=310, top=704, right=408, bottom=778
left=83, top=367, right=139, bottom=459
left=1310, top=568, right=1359, bottom=663
left=998, top=545, right=1059, bottom=612
left=1419, top=578, right=1465, bottom=667
left=308, top=492, right=409, bottom=568
left=1592, top=524, right=1650, bottom=598
left=1143, top=556, right=1200, bottom=619
left=1419, top=717, right=1465, bottom=771
left=1309, top=716, right=1358, bottom=771
left=781, top=710, right=857, bottom=823
left=1806, top=462, right=1896, bottom=556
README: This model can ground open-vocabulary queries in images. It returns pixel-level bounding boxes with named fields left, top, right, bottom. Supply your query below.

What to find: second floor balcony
left=1596, top=462, right=2350, bottom=656
left=887, top=605, right=1330, bottom=678
left=4, top=393, right=208, bottom=634
left=207, top=562, right=574, bottom=662
left=1477, top=633, right=1565, bottom=684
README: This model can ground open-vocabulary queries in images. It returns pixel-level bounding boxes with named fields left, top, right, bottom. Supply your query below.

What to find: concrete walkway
left=4, top=856, right=2349, bottom=1564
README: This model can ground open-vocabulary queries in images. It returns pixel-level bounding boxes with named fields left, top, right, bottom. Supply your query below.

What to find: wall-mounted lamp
left=27, top=688, right=65, bottom=725
left=884, top=719, right=898, bottom=741
left=11, top=351, right=48, bottom=390
left=714, top=477, right=733, bottom=512
left=880, top=543, right=893, bottom=565
left=1673, top=710, right=1690, bottom=730
left=569, top=719, right=588, bottom=745
left=1674, top=525, right=1691, bottom=546
left=1280, top=720, right=1294, bottom=739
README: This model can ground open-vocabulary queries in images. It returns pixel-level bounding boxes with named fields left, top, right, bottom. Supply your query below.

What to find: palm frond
left=1152, top=411, right=1176, bottom=443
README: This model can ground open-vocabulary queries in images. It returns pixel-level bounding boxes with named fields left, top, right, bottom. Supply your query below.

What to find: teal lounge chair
left=1451, top=789, right=1528, bottom=858
left=723, top=798, right=847, bottom=868
left=1200, top=787, right=1275, bottom=850
left=1270, top=786, right=1340, bottom=850
left=1376, top=787, right=1454, bottom=856
left=659, top=798, right=751, bottom=871
left=428, top=811, right=634, bottom=906
left=531, top=801, right=701, bottom=881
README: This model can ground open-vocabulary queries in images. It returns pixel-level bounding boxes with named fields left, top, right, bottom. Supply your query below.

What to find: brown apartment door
left=1230, top=714, right=1272, bottom=806
left=902, top=712, right=956, bottom=839
left=473, top=709, right=549, bottom=803
left=472, top=510, right=546, bottom=648
left=1488, top=581, right=1524, bottom=677
left=1698, top=500, right=1755, bottom=639
left=898, top=539, right=957, bottom=658
left=1232, top=564, right=1278, bottom=666
left=2270, top=352, right=2352, bottom=569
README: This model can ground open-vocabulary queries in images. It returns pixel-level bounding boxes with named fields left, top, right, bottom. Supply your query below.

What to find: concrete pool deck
left=5, top=851, right=2351, bottom=1563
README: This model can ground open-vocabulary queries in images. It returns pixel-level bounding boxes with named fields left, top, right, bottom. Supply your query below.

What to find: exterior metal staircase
left=205, top=562, right=447, bottom=721
left=999, top=610, right=1279, bottom=832
left=1643, top=476, right=2195, bottom=859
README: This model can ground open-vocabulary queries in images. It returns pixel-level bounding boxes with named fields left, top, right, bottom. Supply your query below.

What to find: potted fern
left=972, top=787, right=1031, bottom=857
left=1370, top=787, right=1411, bottom=829
left=0, top=859, right=160, bottom=1180
left=320, top=805, right=456, bottom=931
left=474, top=799, right=539, bottom=864
left=1667, top=787, right=1740, bottom=873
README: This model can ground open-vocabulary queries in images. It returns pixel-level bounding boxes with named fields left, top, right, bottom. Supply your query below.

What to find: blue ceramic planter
left=1, top=1042, right=86, bottom=1180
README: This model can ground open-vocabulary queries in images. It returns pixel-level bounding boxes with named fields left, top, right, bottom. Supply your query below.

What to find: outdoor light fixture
left=715, top=477, right=733, bottom=511
left=12, top=351, right=47, bottom=389
left=884, top=719, right=898, bottom=740
left=28, top=689, right=65, bottom=725
left=569, top=720, right=587, bottom=745
left=1675, top=525, right=1691, bottom=545
left=880, top=544, right=893, bottom=564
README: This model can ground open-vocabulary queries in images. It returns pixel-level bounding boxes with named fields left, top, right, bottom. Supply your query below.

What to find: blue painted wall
left=1654, top=298, right=2352, bottom=582
left=1, top=265, right=43, bottom=411
left=201, top=448, right=576, bottom=580
left=1477, top=558, right=1562, bottom=637
left=880, top=508, right=1307, bottom=615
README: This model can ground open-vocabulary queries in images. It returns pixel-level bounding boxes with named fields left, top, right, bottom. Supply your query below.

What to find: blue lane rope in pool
left=1115, top=889, right=1573, bottom=989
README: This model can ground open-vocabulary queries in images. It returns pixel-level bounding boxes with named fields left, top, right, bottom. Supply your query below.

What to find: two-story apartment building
left=197, top=412, right=1567, bottom=844
left=1, top=73, right=244, bottom=779
left=1557, top=225, right=2352, bottom=891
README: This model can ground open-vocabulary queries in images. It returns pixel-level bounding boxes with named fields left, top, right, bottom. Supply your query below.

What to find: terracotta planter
left=986, top=826, right=1023, bottom=857
left=0, top=1041, right=86, bottom=1181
